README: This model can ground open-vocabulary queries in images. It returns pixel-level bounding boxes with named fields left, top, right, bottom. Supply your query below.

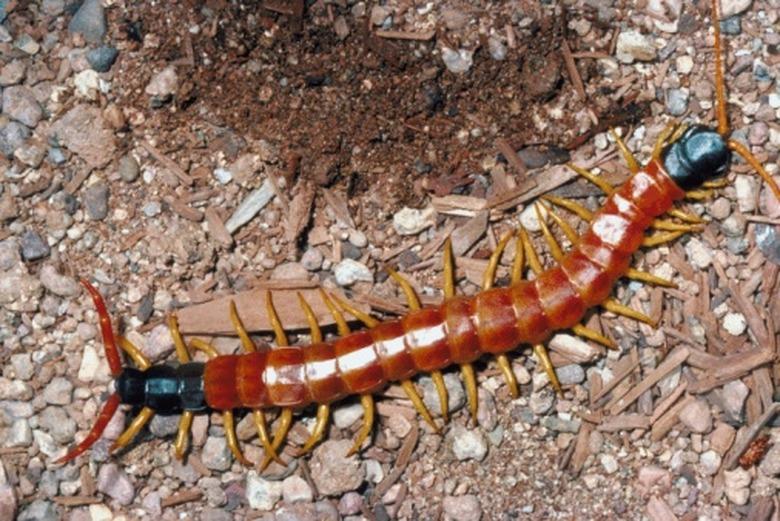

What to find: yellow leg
left=603, top=298, right=655, bottom=326
left=625, top=268, right=676, bottom=288
left=298, top=404, right=330, bottom=456
left=118, top=337, right=151, bottom=370
left=348, top=394, right=374, bottom=455
left=401, top=380, right=439, bottom=432
left=190, top=338, right=220, bottom=359
left=571, top=324, right=616, bottom=349
left=496, top=355, right=519, bottom=398
left=535, top=202, right=563, bottom=261
left=519, top=227, right=543, bottom=274
left=685, top=189, right=713, bottom=200
left=173, top=411, right=193, bottom=460
left=643, top=231, right=685, bottom=247
left=430, top=371, right=449, bottom=421
left=319, top=289, right=350, bottom=336
left=223, top=410, right=250, bottom=465
left=510, top=230, right=525, bottom=285
left=460, top=363, right=479, bottom=425
left=388, top=268, right=421, bottom=310
left=265, top=291, right=288, bottom=346
left=543, top=195, right=593, bottom=222
left=230, top=301, right=256, bottom=353
left=330, top=292, right=379, bottom=327
left=610, top=128, right=640, bottom=174
left=545, top=202, right=579, bottom=245
left=297, top=292, right=323, bottom=343
left=260, top=408, right=293, bottom=470
left=253, top=410, right=282, bottom=465
left=667, top=208, right=704, bottom=224
left=702, top=178, right=729, bottom=189
left=168, top=315, right=192, bottom=363
left=533, top=344, right=562, bottom=394
left=652, top=219, right=703, bottom=233
left=651, top=123, right=687, bottom=159
left=112, top=406, right=154, bottom=450
left=567, top=162, right=614, bottom=195
left=482, top=231, right=514, bottom=291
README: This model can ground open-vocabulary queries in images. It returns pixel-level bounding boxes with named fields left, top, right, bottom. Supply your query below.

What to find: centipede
left=57, top=0, right=780, bottom=476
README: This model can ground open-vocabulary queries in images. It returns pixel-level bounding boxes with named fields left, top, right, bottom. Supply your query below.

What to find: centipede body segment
left=56, top=0, right=780, bottom=470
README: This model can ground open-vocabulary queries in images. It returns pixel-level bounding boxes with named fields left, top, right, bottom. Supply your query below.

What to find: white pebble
left=722, top=312, right=747, bottom=336
left=392, top=206, right=435, bottom=236
left=333, top=259, right=373, bottom=286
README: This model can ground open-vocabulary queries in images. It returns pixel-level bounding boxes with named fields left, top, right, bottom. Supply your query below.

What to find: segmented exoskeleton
left=57, top=0, right=780, bottom=469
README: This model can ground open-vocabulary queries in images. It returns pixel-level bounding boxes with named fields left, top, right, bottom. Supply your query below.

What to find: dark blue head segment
left=116, top=363, right=207, bottom=413
left=661, top=125, right=731, bottom=190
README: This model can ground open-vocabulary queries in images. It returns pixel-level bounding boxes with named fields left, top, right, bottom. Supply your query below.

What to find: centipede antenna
left=727, top=140, right=780, bottom=201
left=80, top=279, right=122, bottom=376
left=712, top=0, right=729, bottom=136
left=55, top=393, right=121, bottom=463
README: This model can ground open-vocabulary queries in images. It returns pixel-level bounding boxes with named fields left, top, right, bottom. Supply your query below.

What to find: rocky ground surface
left=2, top=0, right=780, bottom=520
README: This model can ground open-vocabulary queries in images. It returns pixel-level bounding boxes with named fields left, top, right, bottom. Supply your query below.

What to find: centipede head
left=658, top=0, right=780, bottom=200
left=55, top=279, right=125, bottom=464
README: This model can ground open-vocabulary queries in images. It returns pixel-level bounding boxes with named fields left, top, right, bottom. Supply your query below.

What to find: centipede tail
left=57, top=0, right=780, bottom=474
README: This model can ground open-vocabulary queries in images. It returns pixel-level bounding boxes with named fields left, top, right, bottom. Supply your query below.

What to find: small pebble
left=450, top=425, right=488, bottom=461
left=282, top=475, right=313, bottom=503
left=666, top=88, right=689, bottom=116
left=68, top=0, right=107, bottom=44
left=333, top=259, right=373, bottom=286
left=82, top=182, right=109, bottom=220
left=309, top=440, right=365, bottom=496
left=685, top=238, right=712, bottom=269
left=723, top=468, right=751, bottom=505
left=96, top=464, right=135, bottom=505
left=679, top=399, right=712, bottom=433
left=201, top=437, right=232, bottom=471
left=717, top=379, right=749, bottom=422
left=600, top=454, right=618, bottom=474
left=734, top=175, right=757, bottom=213
left=86, top=46, right=118, bottom=72
left=700, top=450, right=722, bottom=476
left=118, top=154, right=140, bottom=182
left=42, top=376, right=73, bottom=405
left=245, top=471, right=282, bottom=511
left=722, top=312, right=747, bottom=336
left=554, top=364, right=585, bottom=385
left=392, top=206, right=435, bottom=236
left=39, top=264, right=80, bottom=297
left=441, top=47, right=473, bottom=74
left=616, top=30, right=656, bottom=63
left=301, top=248, right=323, bottom=271
left=442, top=495, right=481, bottom=521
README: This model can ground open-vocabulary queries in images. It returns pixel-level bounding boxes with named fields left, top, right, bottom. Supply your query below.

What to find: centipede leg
left=685, top=189, right=714, bottom=200
left=625, top=268, right=676, bottom=288
left=518, top=227, right=563, bottom=395
left=169, top=314, right=194, bottom=460
left=297, top=294, right=330, bottom=455
left=230, top=300, right=257, bottom=353
left=567, top=162, right=614, bottom=195
left=543, top=195, right=593, bottom=222
left=401, top=380, right=439, bottom=432
left=603, top=298, right=655, bottom=326
left=483, top=231, right=520, bottom=398
left=643, top=231, right=685, bottom=247
left=667, top=208, right=704, bottom=224
left=348, top=394, right=374, bottom=455
left=460, top=364, right=479, bottom=424
left=223, top=410, right=250, bottom=465
left=652, top=219, right=703, bottom=233
left=252, top=410, right=282, bottom=465
left=118, top=336, right=151, bottom=370
left=112, top=406, right=155, bottom=451
left=571, top=324, right=616, bottom=349
left=174, top=411, right=194, bottom=460
left=610, top=128, right=640, bottom=174
left=260, top=408, right=293, bottom=470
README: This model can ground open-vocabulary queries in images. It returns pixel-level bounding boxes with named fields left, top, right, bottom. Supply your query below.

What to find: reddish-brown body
left=203, top=160, right=685, bottom=411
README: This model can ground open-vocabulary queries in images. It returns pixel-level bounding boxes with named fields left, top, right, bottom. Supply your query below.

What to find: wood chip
left=168, top=197, right=204, bottom=222
left=591, top=348, right=640, bottom=404
left=450, top=211, right=488, bottom=256
left=597, top=413, right=650, bottom=432
left=139, top=139, right=194, bottom=186
left=650, top=382, right=688, bottom=424
left=177, top=288, right=370, bottom=335
left=52, top=496, right=101, bottom=506
left=430, top=194, right=488, bottom=216
left=723, top=402, right=780, bottom=470
left=495, top=137, right=527, bottom=177
left=285, top=181, right=315, bottom=243
left=687, top=347, right=775, bottom=393
left=651, top=394, right=695, bottom=442
left=371, top=421, right=419, bottom=503
left=321, top=187, right=355, bottom=228
left=204, top=208, right=234, bottom=247
left=375, top=29, right=435, bottom=40
left=160, top=489, right=203, bottom=508
left=561, top=38, right=586, bottom=101
left=608, top=347, right=689, bottom=415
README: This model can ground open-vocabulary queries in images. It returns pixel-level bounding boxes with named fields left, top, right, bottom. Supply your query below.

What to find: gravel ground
left=2, top=1, right=780, bottom=520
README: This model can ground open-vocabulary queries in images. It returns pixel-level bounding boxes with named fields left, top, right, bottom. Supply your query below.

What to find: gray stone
left=145, top=66, right=178, bottom=100
left=333, top=259, right=372, bottom=286
left=39, top=264, right=81, bottom=297
left=421, top=372, right=465, bottom=415
left=666, top=88, right=689, bottom=116
left=97, top=463, right=135, bottom=505
left=301, top=248, right=323, bottom=271
left=679, top=399, right=712, bottom=433
left=3, top=86, right=43, bottom=127
left=82, top=182, right=109, bottom=220
left=42, top=0, right=65, bottom=16
left=0, top=60, right=26, bottom=86
left=202, top=436, right=232, bottom=471
left=758, top=443, right=780, bottom=476
left=38, top=406, right=76, bottom=443
left=441, top=47, right=473, bottom=74
left=42, top=377, right=73, bottom=405
left=20, top=230, right=50, bottom=261
left=450, top=425, right=488, bottom=461
left=555, top=364, right=585, bottom=385
left=616, top=30, right=656, bottom=63
left=14, top=34, right=40, bottom=55
left=442, top=495, right=481, bottom=521
left=0, top=121, right=31, bottom=157
left=700, top=450, right=722, bottom=476
left=246, top=471, right=282, bottom=511
left=541, top=416, right=581, bottom=433
left=721, top=0, right=752, bottom=18
left=14, top=142, right=46, bottom=167
left=86, top=46, right=118, bottom=72
left=118, top=154, right=140, bottom=182
left=68, top=0, right=107, bottom=44
left=7, top=419, right=32, bottom=446
left=309, top=439, right=365, bottom=496
left=10, top=353, right=34, bottom=380
left=282, top=475, right=313, bottom=503
left=338, top=492, right=362, bottom=515
left=17, top=500, right=57, bottom=521
left=720, top=16, right=741, bottom=35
